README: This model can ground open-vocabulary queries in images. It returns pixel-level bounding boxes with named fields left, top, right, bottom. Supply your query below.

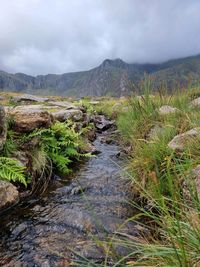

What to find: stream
left=0, top=130, right=137, bottom=266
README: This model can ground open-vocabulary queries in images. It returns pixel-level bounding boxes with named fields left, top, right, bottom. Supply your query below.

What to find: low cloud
left=0, top=0, right=200, bottom=75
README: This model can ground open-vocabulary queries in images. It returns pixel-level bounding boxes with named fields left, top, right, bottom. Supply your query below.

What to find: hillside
left=1, top=54, right=200, bottom=96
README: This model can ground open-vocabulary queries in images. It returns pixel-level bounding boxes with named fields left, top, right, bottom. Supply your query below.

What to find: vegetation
left=0, top=119, right=90, bottom=191
left=0, top=157, right=27, bottom=186
left=75, top=79, right=199, bottom=266
left=25, top=121, right=89, bottom=174
left=91, top=81, right=200, bottom=266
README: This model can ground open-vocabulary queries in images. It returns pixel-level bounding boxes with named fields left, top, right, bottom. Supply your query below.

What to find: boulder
left=52, top=109, right=83, bottom=122
left=0, top=106, right=7, bottom=151
left=0, top=181, right=19, bottom=211
left=12, top=94, right=49, bottom=103
left=9, top=105, right=53, bottom=132
left=168, top=128, right=200, bottom=151
left=158, top=105, right=180, bottom=115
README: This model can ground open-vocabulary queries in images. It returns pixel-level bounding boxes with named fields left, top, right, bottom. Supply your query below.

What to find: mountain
left=1, top=54, right=200, bottom=97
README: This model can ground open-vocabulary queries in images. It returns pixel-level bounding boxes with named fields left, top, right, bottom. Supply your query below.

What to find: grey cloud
left=0, top=0, right=200, bottom=75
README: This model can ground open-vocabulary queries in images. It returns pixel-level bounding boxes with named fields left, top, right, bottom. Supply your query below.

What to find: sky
left=0, top=0, right=200, bottom=75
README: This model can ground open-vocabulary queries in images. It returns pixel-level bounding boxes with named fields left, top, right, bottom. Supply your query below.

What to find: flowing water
left=0, top=131, right=137, bottom=266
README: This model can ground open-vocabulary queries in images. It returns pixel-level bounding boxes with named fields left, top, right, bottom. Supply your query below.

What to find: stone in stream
left=82, top=141, right=101, bottom=155
left=0, top=181, right=19, bottom=211
left=92, top=115, right=114, bottom=131
left=0, top=106, right=7, bottom=151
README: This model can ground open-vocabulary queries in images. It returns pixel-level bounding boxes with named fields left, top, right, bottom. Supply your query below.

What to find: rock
left=148, top=125, right=166, bottom=140
left=82, top=142, right=100, bottom=155
left=9, top=105, right=53, bottom=132
left=0, top=96, right=5, bottom=100
left=12, top=94, right=49, bottom=103
left=0, top=106, right=7, bottom=151
left=158, top=105, right=180, bottom=115
left=70, top=186, right=84, bottom=195
left=82, top=113, right=91, bottom=127
left=52, top=109, right=83, bottom=122
left=85, top=128, right=96, bottom=142
left=190, top=97, right=200, bottom=107
left=0, top=181, right=19, bottom=211
left=47, top=101, right=76, bottom=109
left=93, top=115, right=114, bottom=131
left=12, top=151, right=29, bottom=168
left=168, top=128, right=200, bottom=151
left=99, top=136, right=115, bottom=144
left=76, top=242, right=105, bottom=261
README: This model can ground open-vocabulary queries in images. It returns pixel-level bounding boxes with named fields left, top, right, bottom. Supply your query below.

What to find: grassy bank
left=92, top=83, right=200, bottom=266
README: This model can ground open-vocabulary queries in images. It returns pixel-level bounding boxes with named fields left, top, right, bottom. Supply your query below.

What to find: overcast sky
left=0, top=0, right=200, bottom=75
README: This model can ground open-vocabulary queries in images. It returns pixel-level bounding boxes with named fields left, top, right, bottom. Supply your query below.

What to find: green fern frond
left=0, top=157, right=27, bottom=186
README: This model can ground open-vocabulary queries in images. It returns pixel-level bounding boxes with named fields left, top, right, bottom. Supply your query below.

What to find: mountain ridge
left=1, top=54, right=200, bottom=96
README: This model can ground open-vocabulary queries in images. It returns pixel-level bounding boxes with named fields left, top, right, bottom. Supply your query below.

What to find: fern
left=0, top=157, right=27, bottom=186
left=2, top=130, right=18, bottom=157
left=25, top=121, right=90, bottom=174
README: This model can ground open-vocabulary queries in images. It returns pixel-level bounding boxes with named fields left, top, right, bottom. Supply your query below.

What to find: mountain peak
left=101, top=58, right=126, bottom=68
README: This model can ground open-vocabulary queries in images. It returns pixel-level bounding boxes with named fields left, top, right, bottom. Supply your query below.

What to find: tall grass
left=95, top=82, right=200, bottom=266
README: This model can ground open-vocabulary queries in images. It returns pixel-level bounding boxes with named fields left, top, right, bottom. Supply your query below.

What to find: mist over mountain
left=1, top=54, right=200, bottom=97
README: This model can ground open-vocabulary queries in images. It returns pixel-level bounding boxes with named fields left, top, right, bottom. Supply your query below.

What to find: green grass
left=81, top=82, right=200, bottom=266
left=115, top=83, right=200, bottom=266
